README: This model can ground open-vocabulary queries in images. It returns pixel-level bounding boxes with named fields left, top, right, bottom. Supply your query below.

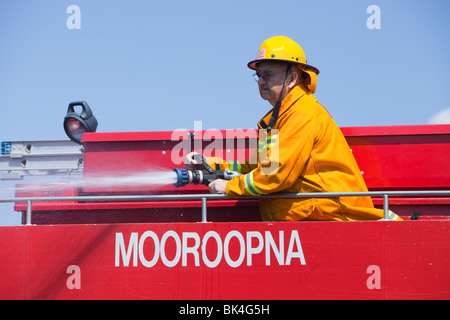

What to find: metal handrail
left=1, top=190, right=450, bottom=225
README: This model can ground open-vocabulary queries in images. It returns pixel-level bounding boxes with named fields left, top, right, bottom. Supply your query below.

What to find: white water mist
left=0, top=170, right=178, bottom=196
left=79, top=170, right=178, bottom=189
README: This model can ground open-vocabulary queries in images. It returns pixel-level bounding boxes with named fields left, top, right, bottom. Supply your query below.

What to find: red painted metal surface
left=340, top=125, right=450, bottom=191
left=0, top=221, right=448, bottom=300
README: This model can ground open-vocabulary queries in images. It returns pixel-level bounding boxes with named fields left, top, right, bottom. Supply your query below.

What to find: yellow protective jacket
left=210, top=84, right=390, bottom=221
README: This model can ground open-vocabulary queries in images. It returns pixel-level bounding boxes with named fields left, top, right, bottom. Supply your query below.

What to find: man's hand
left=209, top=179, right=228, bottom=194
left=185, top=152, right=205, bottom=170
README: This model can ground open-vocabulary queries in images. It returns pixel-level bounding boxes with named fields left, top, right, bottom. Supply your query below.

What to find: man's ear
left=287, top=71, right=300, bottom=89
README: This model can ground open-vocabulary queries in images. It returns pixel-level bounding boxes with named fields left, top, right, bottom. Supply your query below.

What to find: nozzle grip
left=192, top=153, right=215, bottom=174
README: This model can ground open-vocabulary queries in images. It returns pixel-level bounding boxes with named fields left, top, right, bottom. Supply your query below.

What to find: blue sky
left=1, top=0, right=449, bottom=225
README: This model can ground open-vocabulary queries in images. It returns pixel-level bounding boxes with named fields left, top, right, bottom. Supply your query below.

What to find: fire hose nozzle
left=174, top=154, right=241, bottom=188
left=173, top=168, right=241, bottom=188
left=173, top=168, right=189, bottom=187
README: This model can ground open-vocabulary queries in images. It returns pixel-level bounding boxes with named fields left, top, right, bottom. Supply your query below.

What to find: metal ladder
left=0, top=140, right=84, bottom=180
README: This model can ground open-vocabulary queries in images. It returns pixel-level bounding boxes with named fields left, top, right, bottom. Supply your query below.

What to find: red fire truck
left=0, top=123, right=449, bottom=300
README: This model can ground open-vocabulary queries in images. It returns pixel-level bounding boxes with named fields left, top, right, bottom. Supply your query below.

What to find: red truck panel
left=0, top=221, right=448, bottom=300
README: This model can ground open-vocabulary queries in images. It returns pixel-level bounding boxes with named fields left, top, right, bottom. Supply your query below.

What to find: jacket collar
left=258, top=84, right=309, bottom=129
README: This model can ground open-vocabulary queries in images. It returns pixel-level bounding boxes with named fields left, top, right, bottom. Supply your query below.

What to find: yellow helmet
left=247, top=36, right=319, bottom=92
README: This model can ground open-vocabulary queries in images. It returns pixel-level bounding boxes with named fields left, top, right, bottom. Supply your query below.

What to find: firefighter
left=187, top=36, right=401, bottom=221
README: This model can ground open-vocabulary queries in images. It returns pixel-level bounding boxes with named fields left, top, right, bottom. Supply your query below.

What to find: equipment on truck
left=63, top=101, right=98, bottom=144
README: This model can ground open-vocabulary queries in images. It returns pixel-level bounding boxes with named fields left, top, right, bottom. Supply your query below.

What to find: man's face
left=256, top=62, right=289, bottom=107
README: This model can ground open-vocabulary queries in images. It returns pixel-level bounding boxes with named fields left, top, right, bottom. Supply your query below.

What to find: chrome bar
left=383, top=194, right=389, bottom=220
left=201, top=197, right=207, bottom=223
left=26, top=200, right=32, bottom=225
left=1, top=190, right=450, bottom=204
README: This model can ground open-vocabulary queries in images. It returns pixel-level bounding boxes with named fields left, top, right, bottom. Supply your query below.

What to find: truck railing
left=1, top=190, right=450, bottom=225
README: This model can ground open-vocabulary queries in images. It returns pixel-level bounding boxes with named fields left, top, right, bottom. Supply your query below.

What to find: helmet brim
left=247, top=59, right=319, bottom=75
